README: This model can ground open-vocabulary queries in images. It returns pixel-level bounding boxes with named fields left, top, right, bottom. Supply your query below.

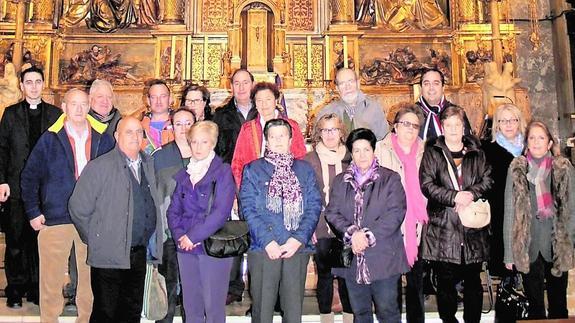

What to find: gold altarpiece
left=0, top=0, right=528, bottom=130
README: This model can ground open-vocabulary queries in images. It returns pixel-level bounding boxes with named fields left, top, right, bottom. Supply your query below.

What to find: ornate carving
left=360, top=47, right=451, bottom=85
left=160, top=44, right=182, bottom=80
left=191, top=44, right=222, bottom=85
left=32, top=0, right=53, bottom=22
left=203, top=0, right=227, bottom=31
left=293, top=44, right=322, bottom=87
left=330, top=0, right=354, bottom=24
left=288, top=0, right=313, bottom=31
left=0, top=63, right=22, bottom=119
left=481, top=61, right=521, bottom=116
left=162, top=0, right=184, bottom=24
left=356, top=0, right=447, bottom=31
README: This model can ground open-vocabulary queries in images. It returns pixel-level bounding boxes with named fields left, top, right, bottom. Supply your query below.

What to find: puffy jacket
left=419, top=135, right=492, bottom=264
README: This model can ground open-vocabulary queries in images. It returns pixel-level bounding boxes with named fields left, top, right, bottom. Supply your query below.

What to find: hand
left=0, top=184, right=10, bottom=203
left=178, top=235, right=199, bottom=251
left=265, top=241, right=282, bottom=260
left=351, top=231, right=368, bottom=254
left=311, top=233, right=317, bottom=245
left=280, top=238, right=302, bottom=259
left=505, top=263, right=514, bottom=271
left=29, top=214, right=46, bottom=231
left=454, top=191, right=474, bottom=208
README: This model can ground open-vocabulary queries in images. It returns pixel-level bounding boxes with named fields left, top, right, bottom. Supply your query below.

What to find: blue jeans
left=346, top=274, right=401, bottom=323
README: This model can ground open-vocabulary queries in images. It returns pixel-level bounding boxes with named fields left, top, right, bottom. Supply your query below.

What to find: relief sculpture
left=355, top=0, right=447, bottom=31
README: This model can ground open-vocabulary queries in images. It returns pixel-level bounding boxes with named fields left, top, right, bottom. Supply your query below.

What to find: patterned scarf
left=496, top=132, right=524, bottom=157
left=264, top=149, right=303, bottom=231
left=343, top=159, right=379, bottom=284
left=418, top=95, right=445, bottom=140
left=391, top=134, right=427, bottom=267
left=526, top=151, right=554, bottom=219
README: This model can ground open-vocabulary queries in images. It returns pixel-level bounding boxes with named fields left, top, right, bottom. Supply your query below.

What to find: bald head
left=115, top=117, right=144, bottom=159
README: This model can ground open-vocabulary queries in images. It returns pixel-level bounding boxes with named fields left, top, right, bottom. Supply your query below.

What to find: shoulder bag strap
left=206, top=180, right=216, bottom=216
left=441, top=150, right=460, bottom=191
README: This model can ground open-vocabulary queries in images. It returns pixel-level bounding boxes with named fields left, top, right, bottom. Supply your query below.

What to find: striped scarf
left=526, top=151, right=554, bottom=219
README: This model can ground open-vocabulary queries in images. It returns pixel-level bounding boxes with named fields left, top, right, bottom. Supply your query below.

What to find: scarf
left=315, top=142, right=347, bottom=204
left=186, top=150, right=215, bottom=185
left=264, top=149, right=303, bottom=231
left=418, top=96, right=445, bottom=140
left=391, top=134, right=427, bottom=267
left=496, top=132, right=524, bottom=157
left=90, top=108, right=117, bottom=124
left=343, top=159, right=379, bottom=284
left=526, top=151, right=554, bottom=219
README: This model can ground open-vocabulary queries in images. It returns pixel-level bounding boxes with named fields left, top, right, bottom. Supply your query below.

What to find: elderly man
left=213, top=68, right=258, bottom=304
left=20, top=89, right=114, bottom=323
left=416, top=67, right=472, bottom=141
left=141, top=79, right=175, bottom=154
left=317, top=68, right=388, bottom=140
left=88, top=79, right=122, bottom=138
left=69, top=116, right=163, bottom=322
left=0, top=66, right=62, bottom=308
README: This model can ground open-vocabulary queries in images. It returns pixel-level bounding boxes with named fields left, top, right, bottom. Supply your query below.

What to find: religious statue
left=0, top=63, right=22, bottom=119
left=480, top=61, right=521, bottom=117
left=221, top=48, right=232, bottom=77
left=356, top=0, right=447, bottom=32
left=61, top=0, right=90, bottom=27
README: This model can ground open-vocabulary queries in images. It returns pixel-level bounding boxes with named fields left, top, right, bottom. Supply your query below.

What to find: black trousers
left=227, top=254, right=245, bottom=297
left=402, top=258, right=425, bottom=323
left=90, top=246, right=147, bottom=323
left=432, top=261, right=484, bottom=323
left=157, top=239, right=183, bottom=323
left=3, top=199, right=39, bottom=299
left=521, top=254, right=568, bottom=319
left=314, top=238, right=352, bottom=314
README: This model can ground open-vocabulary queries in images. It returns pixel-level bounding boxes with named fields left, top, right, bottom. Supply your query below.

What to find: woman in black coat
left=419, top=105, right=492, bottom=323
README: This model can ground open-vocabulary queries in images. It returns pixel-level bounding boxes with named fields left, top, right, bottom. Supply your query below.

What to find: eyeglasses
left=498, top=118, right=519, bottom=125
left=320, top=128, right=340, bottom=135
left=174, top=121, right=193, bottom=127
left=185, top=99, right=204, bottom=105
left=396, top=120, right=421, bottom=130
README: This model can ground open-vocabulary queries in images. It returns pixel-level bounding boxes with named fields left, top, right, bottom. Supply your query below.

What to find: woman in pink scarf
left=375, top=105, right=427, bottom=323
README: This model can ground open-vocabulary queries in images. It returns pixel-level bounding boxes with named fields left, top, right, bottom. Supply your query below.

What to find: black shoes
left=225, top=293, right=242, bottom=305
left=6, top=296, right=22, bottom=309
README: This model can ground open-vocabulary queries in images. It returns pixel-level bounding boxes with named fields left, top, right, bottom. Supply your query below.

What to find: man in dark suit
left=0, top=66, right=62, bottom=308
left=213, top=69, right=257, bottom=304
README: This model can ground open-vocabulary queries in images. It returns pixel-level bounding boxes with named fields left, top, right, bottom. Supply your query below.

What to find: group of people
left=0, top=63, right=573, bottom=323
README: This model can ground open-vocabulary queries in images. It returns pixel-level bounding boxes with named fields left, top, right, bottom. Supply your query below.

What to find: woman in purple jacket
left=167, top=121, right=236, bottom=323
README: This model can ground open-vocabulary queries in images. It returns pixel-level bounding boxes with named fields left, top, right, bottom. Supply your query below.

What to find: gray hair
left=89, top=79, right=114, bottom=96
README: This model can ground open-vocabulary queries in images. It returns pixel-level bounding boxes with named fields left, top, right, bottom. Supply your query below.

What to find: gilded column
left=330, top=0, right=354, bottom=24
left=458, top=0, right=477, bottom=23
left=31, top=0, right=53, bottom=22
left=161, top=0, right=184, bottom=24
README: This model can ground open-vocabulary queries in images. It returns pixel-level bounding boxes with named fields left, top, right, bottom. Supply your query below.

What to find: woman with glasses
left=482, top=105, right=526, bottom=281
left=305, top=113, right=353, bottom=323
left=419, top=105, right=492, bottom=323
left=375, top=104, right=426, bottom=323
left=503, top=120, right=575, bottom=319
left=182, top=84, right=213, bottom=121
left=231, top=82, right=306, bottom=187
left=152, top=108, right=196, bottom=323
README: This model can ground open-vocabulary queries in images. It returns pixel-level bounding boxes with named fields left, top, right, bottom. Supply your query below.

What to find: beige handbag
left=442, top=151, right=491, bottom=229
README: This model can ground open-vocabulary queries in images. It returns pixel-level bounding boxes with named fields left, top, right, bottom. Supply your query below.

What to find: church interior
left=0, top=0, right=575, bottom=320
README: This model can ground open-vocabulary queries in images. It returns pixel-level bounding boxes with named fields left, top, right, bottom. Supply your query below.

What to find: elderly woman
left=481, top=104, right=526, bottom=278
left=419, top=105, right=492, bottom=323
left=325, top=128, right=409, bottom=323
left=304, top=113, right=353, bottom=323
left=240, top=119, right=321, bottom=323
left=182, top=84, right=213, bottom=121
left=374, top=105, right=426, bottom=323
left=166, top=121, right=236, bottom=323
left=232, top=82, right=306, bottom=187
left=152, top=108, right=195, bottom=323
left=503, top=120, right=575, bottom=319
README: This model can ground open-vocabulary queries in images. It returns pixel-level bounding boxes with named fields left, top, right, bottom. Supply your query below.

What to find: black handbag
left=494, top=275, right=529, bottom=321
left=324, top=238, right=353, bottom=268
left=203, top=181, right=250, bottom=258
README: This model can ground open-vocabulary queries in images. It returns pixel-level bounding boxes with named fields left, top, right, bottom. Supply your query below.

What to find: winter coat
left=20, top=115, right=114, bottom=225
left=231, top=116, right=307, bottom=187
left=503, top=155, right=575, bottom=276
left=482, top=140, right=516, bottom=276
left=167, top=155, right=236, bottom=254
left=240, top=158, right=321, bottom=253
left=69, top=146, right=164, bottom=268
left=0, top=100, right=61, bottom=198
left=304, top=149, right=352, bottom=239
left=325, top=166, right=409, bottom=281
left=213, top=99, right=258, bottom=164
left=419, top=135, right=492, bottom=264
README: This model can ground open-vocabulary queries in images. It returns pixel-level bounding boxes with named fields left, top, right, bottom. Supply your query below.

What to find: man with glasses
left=317, top=68, right=388, bottom=140
left=0, top=66, right=62, bottom=308
left=416, top=68, right=472, bottom=141
left=141, top=79, right=175, bottom=155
